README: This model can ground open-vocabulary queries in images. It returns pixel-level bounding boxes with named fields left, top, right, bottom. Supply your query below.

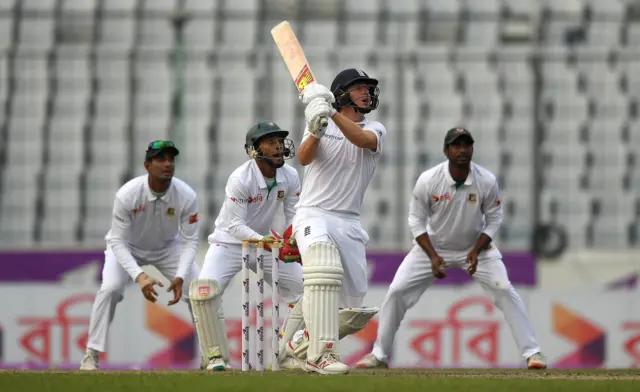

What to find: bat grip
left=319, top=117, right=328, bottom=128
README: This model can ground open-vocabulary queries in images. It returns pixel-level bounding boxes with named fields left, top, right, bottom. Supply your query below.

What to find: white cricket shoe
left=305, top=352, right=349, bottom=375
left=205, top=355, right=226, bottom=371
left=355, top=353, right=388, bottom=369
left=79, top=348, right=99, bottom=370
left=527, top=352, right=548, bottom=369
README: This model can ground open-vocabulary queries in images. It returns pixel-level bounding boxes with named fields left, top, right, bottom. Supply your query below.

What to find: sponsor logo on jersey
left=131, top=204, right=146, bottom=215
left=230, top=194, right=264, bottom=204
left=432, top=192, right=452, bottom=203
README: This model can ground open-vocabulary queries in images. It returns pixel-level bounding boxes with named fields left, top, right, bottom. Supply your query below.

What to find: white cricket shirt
left=296, top=118, right=386, bottom=216
left=209, top=160, right=301, bottom=245
left=408, top=161, right=502, bottom=253
left=105, top=175, right=199, bottom=281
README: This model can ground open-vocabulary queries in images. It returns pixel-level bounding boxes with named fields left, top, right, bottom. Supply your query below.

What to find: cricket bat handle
left=319, top=116, right=328, bottom=128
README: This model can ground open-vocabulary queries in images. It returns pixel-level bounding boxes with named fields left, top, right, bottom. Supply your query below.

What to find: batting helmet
left=244, top=121, right=295, bottom=166
left=330, top=68, right=380, bottom=114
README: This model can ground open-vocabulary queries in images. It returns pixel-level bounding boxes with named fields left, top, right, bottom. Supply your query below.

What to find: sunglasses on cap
left=145, top=140, right=180, bottom=160
left=147, top=140, right=176, bottom=150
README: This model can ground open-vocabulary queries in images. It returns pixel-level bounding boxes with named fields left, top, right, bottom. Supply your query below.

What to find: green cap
left=244, top=121, right=289, bottom=152
left=444, top=127, right=474, bottom=147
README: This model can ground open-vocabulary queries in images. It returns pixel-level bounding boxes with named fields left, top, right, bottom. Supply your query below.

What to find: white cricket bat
left=270, top=21, right=329, bottom=129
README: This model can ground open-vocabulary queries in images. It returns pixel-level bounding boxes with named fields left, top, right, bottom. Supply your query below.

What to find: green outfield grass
left=1, top=369, right=638, bottom=392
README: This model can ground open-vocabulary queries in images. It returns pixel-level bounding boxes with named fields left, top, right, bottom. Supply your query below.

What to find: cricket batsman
left=280, top=69, right=387, bottom=375
left=80, top=140, right=201, bottom=370
left=355, top=128, right=547, bottom=370
left=189, top=121, right=304, bottom=371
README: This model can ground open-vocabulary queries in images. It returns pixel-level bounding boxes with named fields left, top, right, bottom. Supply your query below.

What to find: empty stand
left=0, top=1, right=637, bottom=252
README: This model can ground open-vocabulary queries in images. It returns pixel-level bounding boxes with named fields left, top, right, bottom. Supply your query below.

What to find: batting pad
left=189, top=279, right=229, bottom=363
left=338, top=307, right=379, bottom=338
left=302, top=241, right=343, bottom=361
left=279, top=299, right=305, bottom=360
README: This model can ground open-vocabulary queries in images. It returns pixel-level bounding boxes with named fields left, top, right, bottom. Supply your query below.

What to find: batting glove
left=300, top=83, right=335, bottom=105
left=305, top=98, right=335, bottom=137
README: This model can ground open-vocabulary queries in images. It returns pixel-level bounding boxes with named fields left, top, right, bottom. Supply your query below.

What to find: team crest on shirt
left=468, top=194, right=477, bottom=204
left=166, top=207, right=175, bottom=216
left=277, top=190, right=285, bottom=200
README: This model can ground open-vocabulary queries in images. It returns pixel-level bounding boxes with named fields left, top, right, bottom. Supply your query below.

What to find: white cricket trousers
left=199, top=242, right=304, bottom=308
left=292, top=208, right=370, bottom=308
left=86, top=247, right=201, bottom=352
left=371, top=245, right=541, bottom=362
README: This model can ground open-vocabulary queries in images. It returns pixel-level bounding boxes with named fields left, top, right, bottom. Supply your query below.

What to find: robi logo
left=432, top=192, right=452, bottom=203
left=247, top=194, right=264, bottom=204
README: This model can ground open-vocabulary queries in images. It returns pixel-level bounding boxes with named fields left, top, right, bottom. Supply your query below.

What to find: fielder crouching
left=80, top=141, right=201, bottom=370
left=355, top=128, right=547, bottom=370
left=189, top=121, right=305, bottom=371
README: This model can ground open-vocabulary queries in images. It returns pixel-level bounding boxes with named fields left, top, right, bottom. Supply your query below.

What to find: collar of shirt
left=144, top=175, right=173, bottom=203
left=250, top=160, right=284, bottom=189
left=443, top=163, right=474, bottom=187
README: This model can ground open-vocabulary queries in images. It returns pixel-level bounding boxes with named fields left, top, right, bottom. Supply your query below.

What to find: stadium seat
left=83, top=165, right=126, bottom=243
left=0, top=6, right=14, bottom=52
left=40, top=166, right=82, bottom=244
left=540, top=0, right=584, bottom=45
left=343, top=0, right=381, bottom=47
left=385, top=0, right=420, bottom=48
left=540, top=189, right=591, bottom=248
left=220, top=0, right=258, bottom=49
left=590, top=192, right=634, bottom=247
left=302, top=19, right=339, bottom=49
left=424, top=0, right=460, bottom=43
left=19, top=0, right=56, bottom=50
left=183, top=14, right=217, bottom=52
left=460, top=0, right=501, bottom=47
left=48, top=117, right=85, bottom=168
left=0, top=166, right=39, bottom=245
left=584, top=0, right=624, bottom=46
left=98, top=14, right=135, bottom=50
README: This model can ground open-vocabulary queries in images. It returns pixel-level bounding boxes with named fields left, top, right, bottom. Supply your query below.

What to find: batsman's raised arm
left=331, top=111, right=380, bottom=151
left=105, top=195, right=144, bottom=281
left=175, top=196, right=199, bottom=280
